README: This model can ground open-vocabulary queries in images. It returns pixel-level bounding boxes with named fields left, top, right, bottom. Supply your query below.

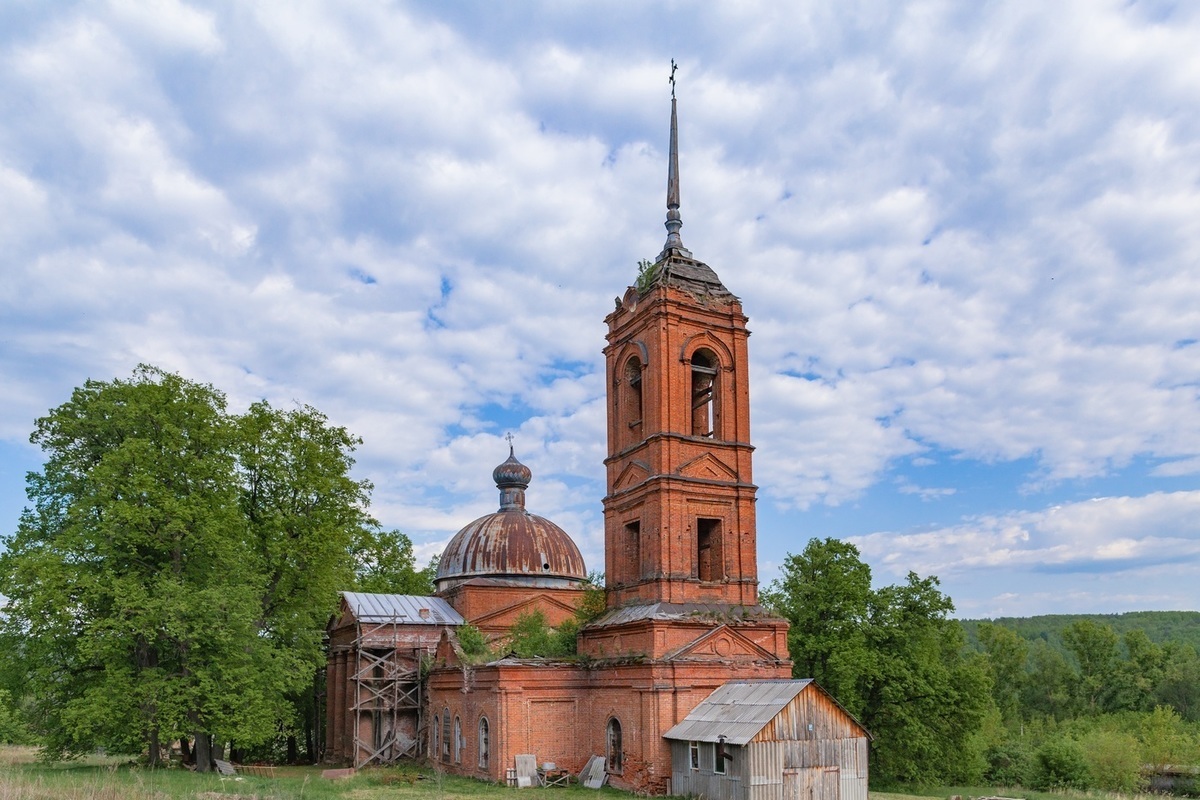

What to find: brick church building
left=325, top=93, right=793, bottom=794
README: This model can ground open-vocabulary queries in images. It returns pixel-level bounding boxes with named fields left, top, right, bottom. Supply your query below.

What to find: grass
left=0, top=748, right=1174, bottom=800
left=0, top=745, right=633, bottom=800
left=874, top=786, right=1169, bottom=800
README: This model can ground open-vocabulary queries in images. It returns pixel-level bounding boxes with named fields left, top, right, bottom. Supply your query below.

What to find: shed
left=663, top=679, right=870, bottom=800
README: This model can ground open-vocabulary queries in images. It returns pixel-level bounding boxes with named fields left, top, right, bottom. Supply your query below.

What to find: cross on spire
left=505, top=431, right=515, bottom=455
left=660, top=59, right=691, bottom=259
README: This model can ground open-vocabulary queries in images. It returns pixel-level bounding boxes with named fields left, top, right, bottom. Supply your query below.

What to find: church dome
left=435, top=447, right=586, bottom=592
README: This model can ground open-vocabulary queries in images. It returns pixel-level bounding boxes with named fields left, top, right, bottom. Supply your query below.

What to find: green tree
left=350, top=527, right=436, bottom=595
left=1108, top=629, right=1163, bottom=712
left=1062, top=620, right=1119, bottom=713
left=0, top=366, right=371, bottom=768
left=864, top=573, right=991, bottom=785
left=1022, top=640, right=1075, bottom=720
left=234, top=400, right=376, bottom=764
left=761, top=537, right=872, bottom=715
left=765, top=539, right=991, bottom=786
left=1157, top=642, right=1200, bottom=722
left=978, top=622, right=1028, bottom=723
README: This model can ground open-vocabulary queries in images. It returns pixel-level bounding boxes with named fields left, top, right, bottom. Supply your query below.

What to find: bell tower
left=601, top=88, right=760, bottom=610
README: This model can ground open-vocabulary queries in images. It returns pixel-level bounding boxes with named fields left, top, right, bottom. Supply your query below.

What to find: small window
left=478, top=717, right=490, bottom=769
left=432, top=714, right=441, bottom=758
left=714, top=739, right=728, bottom=775
left=454, top=716, right=463, bottom=764
left=606, top=718, right=623, bottom=774
left=689, top=741, right=700, bottom=770
left=441, top=708, right=451, bottom=762
left=690, top=349, right=718, bottom=438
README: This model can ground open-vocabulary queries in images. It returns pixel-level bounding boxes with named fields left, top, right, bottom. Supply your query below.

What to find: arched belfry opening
left=622, top=355, right=644, bottom=447
left=689, top=348, right=718, bottom=439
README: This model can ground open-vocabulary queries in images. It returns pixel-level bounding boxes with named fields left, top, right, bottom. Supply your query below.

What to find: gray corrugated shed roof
left=341, top=592, right=463, bottom=626
left=662, top=680, right=813, bottom=745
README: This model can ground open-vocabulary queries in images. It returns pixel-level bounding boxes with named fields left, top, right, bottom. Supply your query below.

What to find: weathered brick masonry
left=327, top=94, right=792, bottom=794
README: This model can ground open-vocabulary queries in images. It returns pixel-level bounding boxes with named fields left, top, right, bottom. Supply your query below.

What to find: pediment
left=471, top=594, right=578, bottom=628
left=668, top=625, right=778, bottom=663
left=676, top=452, right=738, bottom=482
left=614, top=460, right=651, bottom=491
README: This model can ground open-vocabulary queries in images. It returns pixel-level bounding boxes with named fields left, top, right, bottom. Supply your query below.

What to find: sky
left=2, top=1, right=1199, bottom=619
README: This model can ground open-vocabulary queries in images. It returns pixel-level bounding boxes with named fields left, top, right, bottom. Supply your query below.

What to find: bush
left=1032, top=738, right=1090, bottom=790
left=456, top=624, right=494, bottom=662
left=1080, top=729, right=1142, bottom=792
left=984, top=740, right=1032, bottom=788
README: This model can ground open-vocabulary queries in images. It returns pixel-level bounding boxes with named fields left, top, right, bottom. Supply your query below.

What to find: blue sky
left=2, top=1, right=1199, bottom=618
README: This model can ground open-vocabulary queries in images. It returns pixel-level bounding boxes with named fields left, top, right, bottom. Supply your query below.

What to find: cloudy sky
left=3, top=1, right=1199, bottom=619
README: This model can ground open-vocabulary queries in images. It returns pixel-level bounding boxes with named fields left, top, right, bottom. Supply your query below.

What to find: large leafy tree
left=764, top=538, right=991, bottom=786
left=760, top=538, right=872, bottom=713
left=0, top=366, right=376, bottom=767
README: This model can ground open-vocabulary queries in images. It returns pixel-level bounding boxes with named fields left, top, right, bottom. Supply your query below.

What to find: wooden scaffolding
left=349, top=615, right=427, bottom=768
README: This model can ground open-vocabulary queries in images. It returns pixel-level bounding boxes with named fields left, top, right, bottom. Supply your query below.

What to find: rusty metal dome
left=434, top=448, right=587, bottom=591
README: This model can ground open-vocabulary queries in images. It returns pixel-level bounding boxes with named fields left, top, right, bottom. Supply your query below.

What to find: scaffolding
left=349, top=615, right=427, bottom=768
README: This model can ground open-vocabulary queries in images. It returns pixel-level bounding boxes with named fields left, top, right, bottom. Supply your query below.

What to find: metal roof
left=662, top=680, right=813, bottom=745
left=340, top=592, right=463, bottom=626
left=588, top=602, right=775, bottom=628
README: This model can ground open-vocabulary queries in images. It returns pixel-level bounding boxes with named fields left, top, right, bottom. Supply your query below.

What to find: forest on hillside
left=961, top=611, right=1200, bottom=654
left=766, top=541, right=1200, bottom=794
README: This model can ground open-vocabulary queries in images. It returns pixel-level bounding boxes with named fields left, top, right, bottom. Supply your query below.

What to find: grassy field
left=0, top=745, right=631, bottom=800
left=0, top=747, right=1173, bottom=800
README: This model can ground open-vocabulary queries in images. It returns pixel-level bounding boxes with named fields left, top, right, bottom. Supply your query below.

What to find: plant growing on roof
left=634, top=258, right=659, bottom=293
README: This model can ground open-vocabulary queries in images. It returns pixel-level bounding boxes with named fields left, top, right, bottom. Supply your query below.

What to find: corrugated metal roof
left=662, top=680, right=813, bottom=745
left=341, top=592, right=463, bottom=626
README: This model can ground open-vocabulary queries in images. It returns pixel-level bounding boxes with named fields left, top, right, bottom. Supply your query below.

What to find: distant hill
left=959, top=610, right=1200, bottom=653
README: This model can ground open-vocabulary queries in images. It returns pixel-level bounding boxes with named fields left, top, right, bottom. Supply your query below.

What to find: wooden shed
left=663, top=679, right=870, bottom=800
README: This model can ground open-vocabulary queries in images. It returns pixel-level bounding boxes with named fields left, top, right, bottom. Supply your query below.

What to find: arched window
left=690, top=349, right=719, bottom=438
left=606, top=717, right=623, bottom=774
left=622, top=356, right=643, bottom=445
left=441, top=707, right=451, bottom=762
left=432, top=712, right=441, bottom=758
left=454, top=716, right=463, bottom=764
left=478, top=717, right=490, bottom=769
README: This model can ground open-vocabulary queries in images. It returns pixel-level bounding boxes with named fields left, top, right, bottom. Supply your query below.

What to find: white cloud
left=2, top=2, right=1200, bottom=615
left=850, top=490, right=1200, bottom=581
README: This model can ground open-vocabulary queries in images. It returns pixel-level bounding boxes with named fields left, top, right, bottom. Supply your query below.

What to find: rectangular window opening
left=623, top=521, right=640, bottom=583
left=696, top=518, right=722, bottom=582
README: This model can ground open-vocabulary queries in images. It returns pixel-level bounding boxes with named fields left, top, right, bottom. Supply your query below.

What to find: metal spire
left=661, top=59, right=692, bottom=259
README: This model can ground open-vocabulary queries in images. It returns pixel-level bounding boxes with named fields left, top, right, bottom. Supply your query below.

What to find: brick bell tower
left=578, top=75, right=789, bottom=665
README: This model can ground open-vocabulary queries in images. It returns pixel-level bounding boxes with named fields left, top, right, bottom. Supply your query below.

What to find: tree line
left=762, top=538, right=1200, bottom=791
left=0, top=366, right=434, bottom=766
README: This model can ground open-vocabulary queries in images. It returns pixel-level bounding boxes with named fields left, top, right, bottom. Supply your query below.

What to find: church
left=324, top=90, right=868, bottom=796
